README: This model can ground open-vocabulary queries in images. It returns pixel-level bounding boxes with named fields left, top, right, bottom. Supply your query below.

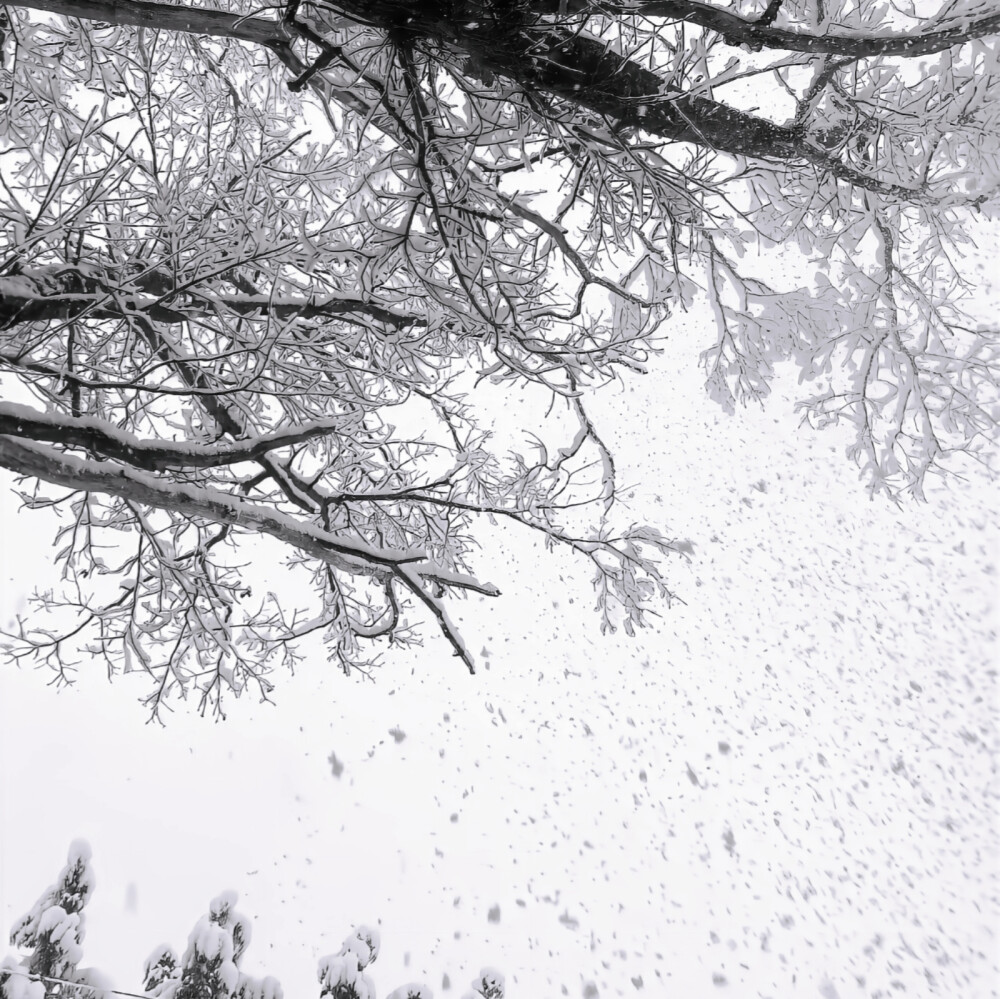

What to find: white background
left=1, top=289, right=997, bottom=998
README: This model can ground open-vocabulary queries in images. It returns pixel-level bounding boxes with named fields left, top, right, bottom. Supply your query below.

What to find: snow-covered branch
left=0, top=436, right=499, bottom=592
left=0, top=403, right=357, bottom=472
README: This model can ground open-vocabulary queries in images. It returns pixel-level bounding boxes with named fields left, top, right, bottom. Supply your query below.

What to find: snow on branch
left=0, top=436, right=501, bottom=599
left=0, top=435, right=420, bottom=572
left=0, top=436, right=501, bottom=677
left=0, top=403, right=359, bottom=472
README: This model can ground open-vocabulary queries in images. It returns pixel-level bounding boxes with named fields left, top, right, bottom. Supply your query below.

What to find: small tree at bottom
left=0, top=840, right=111, bottom=999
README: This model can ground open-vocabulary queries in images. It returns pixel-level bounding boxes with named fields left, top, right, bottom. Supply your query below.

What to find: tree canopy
left=0, top=0, right=997, bottom=714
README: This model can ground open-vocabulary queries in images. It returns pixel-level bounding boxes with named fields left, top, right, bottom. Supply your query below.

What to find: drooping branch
left=0, top=436, right=412, bottom=571
left=0, top=435, right=503, bottom=600
left=0, top=403, right=357, bottom=472
left=0, top=426, right=503, bottom=670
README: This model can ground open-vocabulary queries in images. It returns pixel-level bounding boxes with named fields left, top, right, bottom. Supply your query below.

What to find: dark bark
left=348, top=0, right=924, bottom=196
left=0, top=267, right=420, bottom=330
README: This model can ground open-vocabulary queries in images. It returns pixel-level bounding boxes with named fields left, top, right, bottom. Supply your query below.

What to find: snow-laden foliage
left=0, top=957, right=45, bottom=999
left=460, top=968, right=505, bottom=999
left=317, top=926, right=382, bottom=999
left=335, top=928, right=380, bottom=972
left=143, top=891, right=275, bottom=999
left=1, top=845, right=496, bottom=999
left=1, top=841, right=101, bottom=999
left=142, top=947, right=179, bottom=995
left=0, top=0, right=997, bottom=714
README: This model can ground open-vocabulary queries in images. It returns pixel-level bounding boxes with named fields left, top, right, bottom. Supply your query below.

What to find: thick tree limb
left=515, top=0, right=999, bottom=56
left=15, top=0, right=290, bottom=45
left=0, top=402, right=357, bottom=472
left=316, top=0, right=931, bottom=195
left=0, top=268, right=421, bottom=330
left=415, top=15, right=924, bottom=197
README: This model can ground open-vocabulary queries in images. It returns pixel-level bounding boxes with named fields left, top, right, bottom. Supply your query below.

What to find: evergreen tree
left=1, top=841, right=110, bottom=999
left=2, top=846, right=501, bottom=999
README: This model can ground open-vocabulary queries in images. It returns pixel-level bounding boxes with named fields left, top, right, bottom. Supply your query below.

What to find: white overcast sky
left=1, top=282, right=998, bottom=999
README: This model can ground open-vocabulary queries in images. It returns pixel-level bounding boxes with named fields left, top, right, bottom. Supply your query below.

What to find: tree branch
left=617, top=0, right=1000, bottom=58
left=0, top=435, right=500, bottom=670
left=0, top=435, right=419, bottom=571
left=0, top=435, right=492, bottom=590
left=445, top=20, right=926, bottom=197
left=14, top=0, right=289, bottom=46
left=0, top=268, right=422, bottom=330
left=0, top=402, right=357, bottom=472
left=328, top=0, right=928, bottom=197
